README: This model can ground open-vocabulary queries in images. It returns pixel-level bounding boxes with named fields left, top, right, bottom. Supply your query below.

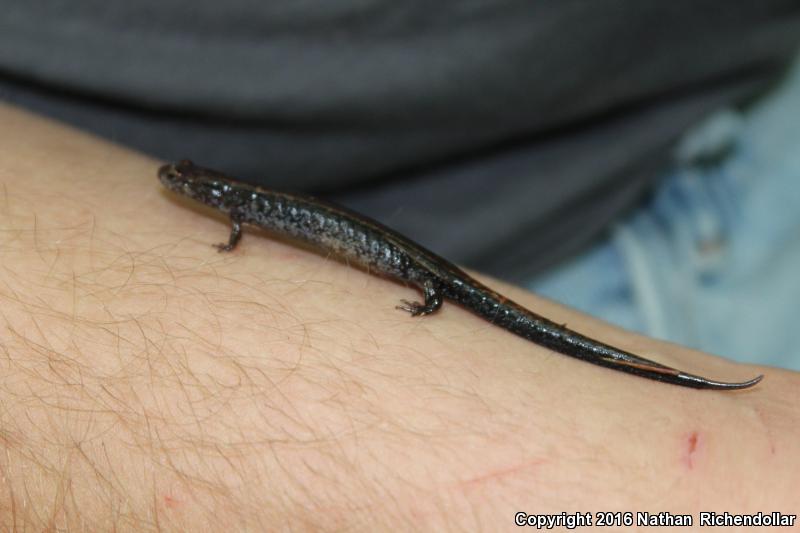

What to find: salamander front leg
left=397, top=279, right=443, bottom=317
left=214, top=212, right=243, bottom=252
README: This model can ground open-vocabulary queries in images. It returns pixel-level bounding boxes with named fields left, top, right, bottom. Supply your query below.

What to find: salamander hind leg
left=396, top=279, right=443, bottom=317
left=214, top=213, right=243, bottom=252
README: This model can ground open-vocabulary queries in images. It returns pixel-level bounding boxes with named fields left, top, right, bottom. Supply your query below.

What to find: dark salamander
left=159, top=160, right=762, bottom=390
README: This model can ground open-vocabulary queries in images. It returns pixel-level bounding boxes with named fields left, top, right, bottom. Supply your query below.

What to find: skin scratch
left=163, top=495, right=181, bottom=509
left=683, top=431, right=701, bottom=470
left=458, top=459, right=545, bottom=490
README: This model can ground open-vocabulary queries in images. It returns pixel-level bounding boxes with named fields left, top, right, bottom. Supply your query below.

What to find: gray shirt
left=3, top=0, right=799, bottom=280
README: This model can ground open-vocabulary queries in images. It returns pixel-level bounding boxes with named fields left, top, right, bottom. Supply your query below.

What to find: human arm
left=1, top=103, right=797, bottom=531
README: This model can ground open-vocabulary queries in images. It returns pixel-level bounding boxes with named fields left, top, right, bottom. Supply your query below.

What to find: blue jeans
left=529, top=54, right=800, bottom=370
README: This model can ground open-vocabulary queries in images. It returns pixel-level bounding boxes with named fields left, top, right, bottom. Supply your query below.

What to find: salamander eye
left=158, top=164, right=183, bottom=180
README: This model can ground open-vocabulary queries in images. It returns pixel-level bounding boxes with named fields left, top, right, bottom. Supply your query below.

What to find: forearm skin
left=0, top=103, right=797, bottom=532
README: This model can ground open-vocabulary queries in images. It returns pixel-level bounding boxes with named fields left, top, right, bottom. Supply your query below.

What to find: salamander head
left=158, top=160, right=236, bottom=213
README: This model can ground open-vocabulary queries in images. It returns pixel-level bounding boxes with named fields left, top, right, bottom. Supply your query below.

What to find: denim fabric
left=530, top=55, right=800, bottom=370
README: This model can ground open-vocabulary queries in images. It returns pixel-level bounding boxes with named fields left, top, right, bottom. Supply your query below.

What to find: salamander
left=158, top=160, right=762, bottom=390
